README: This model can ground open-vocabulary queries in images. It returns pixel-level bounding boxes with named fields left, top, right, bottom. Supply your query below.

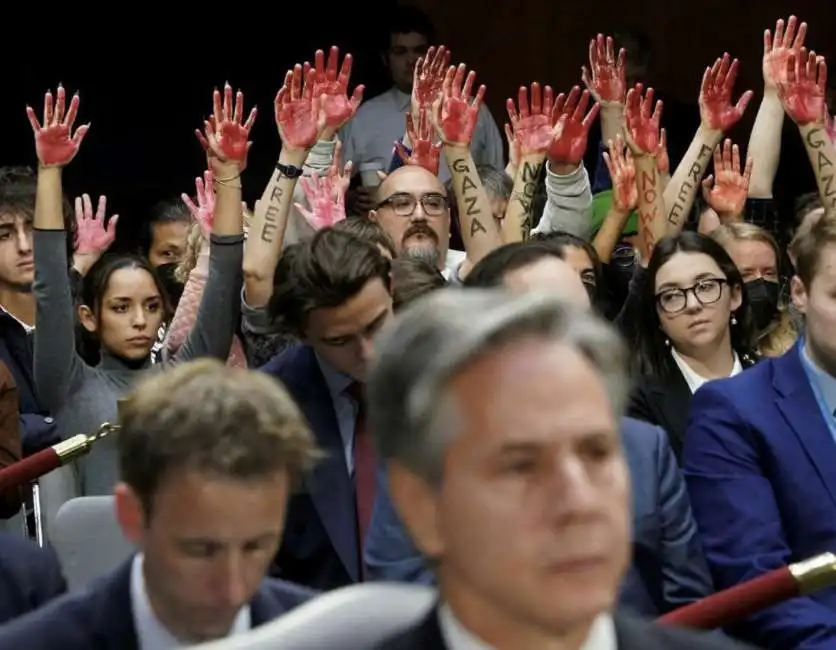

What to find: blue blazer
left=684, top=342, right=836, bottom=649
left=0, top=532, right=66, bottom=625
left=365, top=416, right=713, bottom=616
left=0, top=556, right=314, bottom=650
left=261, top=344, right=360, bottom=590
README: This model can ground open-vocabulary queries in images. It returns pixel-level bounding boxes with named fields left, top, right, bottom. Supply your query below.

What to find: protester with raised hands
left=27, top=83, right=246, bottom=501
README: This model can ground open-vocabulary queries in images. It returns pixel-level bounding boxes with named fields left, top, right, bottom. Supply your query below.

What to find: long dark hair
left=631, top=232, right=757, bottom=378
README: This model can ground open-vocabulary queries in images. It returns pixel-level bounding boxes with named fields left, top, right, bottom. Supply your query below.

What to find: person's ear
left=790, top=275, right=808, bottom=315
left=78, top=304, right=97, bottom=334
left=388, top=461, right=445, bottom=560
left=729, top=284, right=743, bottom=312
left=114, top=482, right=146, bottom=547
left=369, top=210, right=380, bottom=223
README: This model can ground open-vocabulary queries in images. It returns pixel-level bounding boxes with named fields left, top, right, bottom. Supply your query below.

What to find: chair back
left=50, top=496, right=134, bottom=589
left=196, top=583, right=436, bottom=650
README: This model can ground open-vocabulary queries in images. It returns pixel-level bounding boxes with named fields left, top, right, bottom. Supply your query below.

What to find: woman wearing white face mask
left=627, top=232, right=759, bottom=461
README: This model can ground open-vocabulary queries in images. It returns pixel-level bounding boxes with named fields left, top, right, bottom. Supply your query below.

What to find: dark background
left=2, top=1, right=833, bottom=250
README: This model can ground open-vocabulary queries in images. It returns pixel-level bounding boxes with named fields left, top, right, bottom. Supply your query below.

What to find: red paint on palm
left=75, top=194, right=117, bottom=255
left=582, top=34, right=627, bottom=103
left=507, top=83, right=556, bottom=155
left=303, top=46, right=364, bottom=128
left=26, top=87, right=89, bottom=167
left=397, top=108, right=442, bottom=174
left=547, top=87, right=600, bottom=165
left=275, top=66, right=325, bottom=151
left=181, top=170, right=216, bottom=236
left=701, top=139, right=753, bottom=217
left=433, top=65, right=485, bottom=146
left=778, top=50, right=828, bottom=126
left=699, top=53, right=753, bottom=132
left=624, top=85, right=663, bottom=155
left=763, top=16, right=807, bottom=89
left=413, top=46, right=450, bottom=111
left=604, top=134, right=638, bottom=212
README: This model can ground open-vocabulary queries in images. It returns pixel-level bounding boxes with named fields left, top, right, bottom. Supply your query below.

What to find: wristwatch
left=276, top=161, right=303, bottom=178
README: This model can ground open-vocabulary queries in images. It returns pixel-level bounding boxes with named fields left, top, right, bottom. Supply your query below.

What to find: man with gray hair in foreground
left=366, top=289, right=750, bottom=650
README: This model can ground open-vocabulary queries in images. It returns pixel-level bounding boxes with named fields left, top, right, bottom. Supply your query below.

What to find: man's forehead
left=381, top=167, right=445, bottom=196
left=0, top=211, right=29, bottom=226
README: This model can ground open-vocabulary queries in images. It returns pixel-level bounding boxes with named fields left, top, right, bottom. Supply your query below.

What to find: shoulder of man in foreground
left=260, top=576, right=319, bottom=611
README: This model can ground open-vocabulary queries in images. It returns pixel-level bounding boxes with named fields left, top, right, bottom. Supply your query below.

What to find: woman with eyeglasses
left=627, top=232, right=758, bottom=462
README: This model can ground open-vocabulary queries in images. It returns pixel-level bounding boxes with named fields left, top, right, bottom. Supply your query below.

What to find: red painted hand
left=581, top=34, right=627, bottom=104
left=74, top=193, right=117, bottom=255
left=506, top=83, right=557, bottom=156
left=26, top=87, right=89, bottom=168
left=275, top=65, right=327, bottom=152
left=624, top=84, right=663, bottom=154
left=181, top=170, right=216, bottom=236
left=546, top=87, right=600, bottom=165
left=763, top=16, right=807, bottom=89
left=327, top=139, right=353, bottom=200
left=303, top=46, right=364, bottom=129
left=604, top=134, right=638, bottom=212
left=699, top=53, right=754, bottom=132
left=656, top=128, right=670, bottom=175
left=778, top=50, right=828, bottom=126
left=294, top=173, right=347, bottom=231
left=412, top=45, right=450, bottom=117
left=504, top=123, right=521, bottom=171
left=195, top=84, right=257, bottom=169
left=701, top=138, right=753, bottom=219
left=431, top=64, right=486, bottom=146
left=395, top=108, right=442, bottom=175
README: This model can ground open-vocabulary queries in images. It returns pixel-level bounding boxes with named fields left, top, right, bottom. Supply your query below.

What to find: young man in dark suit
left=365, top=290, right=749, bottom=650
left=0, top=359, right=318, bottom=650
left=259, top=228, right=394, bottom=590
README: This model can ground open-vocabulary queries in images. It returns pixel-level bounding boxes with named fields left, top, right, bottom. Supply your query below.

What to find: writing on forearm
left=805, top=127, right=836, bottom=209
left=514, top=161, right=543, bottom=239
left=451, top=157, right=488, bottom=238
left=260, top=185, right=284, bottom=243
left=639, top=167, right=660, bottom=258
left=666, top=144, right=713, bottom=227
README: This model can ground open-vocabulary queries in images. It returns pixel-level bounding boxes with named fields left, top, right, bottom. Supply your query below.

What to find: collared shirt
left=438, top=604, right=617, bottom=650
left=0, top=305, right=33, bottom=333
left=670, top=348, right=743, bottom=395
left=443, top=248, right=467, bottom=283
left=799, top=339, right=836, bottom=442
left=316, top=352, right=360, bottom=474
left=130, top=554, right=250, bottom=650
left=340, top=88, right=504, bottom=184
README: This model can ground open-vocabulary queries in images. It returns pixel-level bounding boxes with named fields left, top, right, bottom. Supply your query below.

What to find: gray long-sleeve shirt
left=33, top=228, right=243, bottom=497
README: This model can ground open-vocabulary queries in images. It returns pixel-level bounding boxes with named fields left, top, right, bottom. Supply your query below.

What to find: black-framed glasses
left=655, top=278, right=727, bottom=314
left=376, top=192, right=448, bottom=217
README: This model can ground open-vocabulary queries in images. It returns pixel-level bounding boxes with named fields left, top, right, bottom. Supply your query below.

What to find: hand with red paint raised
left=412, top=46, right=450, bottom=120
left=623, top=84, right=663, bottom=155
left=504, top=122, right=522, bottom=174
left=74, top=194, right=117, bottom=255
left=582, top=34, right=627, bottom=104
left=395, top=108, right=442, bottom=175
left=778, top=50, right=828, bottom=126
left=763, top=16, right=807, bottom=90
left=294, top=173, right=347, bottom=231
left=303, top=46, right=364, bottom=134
left=431, top=64, right=486, bottom=147
left=26, top=86, right=90, bottom=168
left=506, top=83, right=557, bottom=156
left=699, top=53, right=754, bottom=132
left=181, top=170, right=216, bottom=236
left=656, top=128, right=670, bottom=175
left=545, top=87, right=600, bottom=166
left=327, top=140, right=353, bottom=202
left=275, top=65, right=328, bottom=154
left=604, top=135, right=638, bottom=213
left=701, top=138, right=753, bottom=221
left=196, top=83, right=257, bottom=171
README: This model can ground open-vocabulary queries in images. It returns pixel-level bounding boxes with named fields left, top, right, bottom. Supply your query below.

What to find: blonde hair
left=711, top=222, right=797, bottom=357
left=175, top=220, right=205, bottom=284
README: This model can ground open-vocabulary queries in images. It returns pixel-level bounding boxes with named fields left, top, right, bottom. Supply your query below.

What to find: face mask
left=745, top=278, right=780, bottom=332
left=155, top=263, right=184, bottom=310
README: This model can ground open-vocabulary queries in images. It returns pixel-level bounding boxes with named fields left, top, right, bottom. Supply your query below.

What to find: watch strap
left=276, top=162, right=303, bottom=178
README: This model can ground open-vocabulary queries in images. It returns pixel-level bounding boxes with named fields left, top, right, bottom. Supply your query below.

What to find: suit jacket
left=0, top=557, right=314, bottom=650
left=374, top=608, right=751, bottom=649
left=365, top=417, right=713, bottom=617
left=0, top=361, right=23, bottom=518
left=629, top=355, right=757, bottom=463
left=684, top=342, right=836, bottom=649
left=0, top=531, right=66, bottom=625
left=260, top=344, right=360, bottom=590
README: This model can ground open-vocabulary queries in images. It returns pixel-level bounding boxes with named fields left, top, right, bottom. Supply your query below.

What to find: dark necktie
left=345, top=382, right=377, bottom=576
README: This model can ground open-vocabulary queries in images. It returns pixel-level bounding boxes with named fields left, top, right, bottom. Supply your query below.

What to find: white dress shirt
left=340, top=87, right=504, bottom=183
left=130, top=554, right=251, bottom=649
left=670, top=348, right=743, bottom=394
left=438, top=604, right=617, bottom=650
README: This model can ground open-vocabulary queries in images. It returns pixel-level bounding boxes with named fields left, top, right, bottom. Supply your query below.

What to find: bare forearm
left=635, top=155, right=666, bottom=259
left=212, top=164, right=244, bottom=237
left=663, top=126, right=722, bottom=233
left=503, top=154, right=545, bottom=243
left=599, top=104, right=624, bottom=148
left=593, top=207, right=631, bottom=263
left=799, top=123, right=836, bottom=212
left=747, top=91, right=784, bottom=198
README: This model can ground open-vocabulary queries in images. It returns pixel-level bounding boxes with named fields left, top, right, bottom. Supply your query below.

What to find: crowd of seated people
left=0, top=5, right=834, bottom=649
